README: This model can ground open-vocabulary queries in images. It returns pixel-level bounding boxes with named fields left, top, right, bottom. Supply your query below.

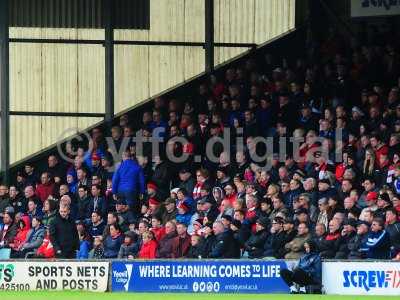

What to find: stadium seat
left=0, top=248, right=11, bottom=259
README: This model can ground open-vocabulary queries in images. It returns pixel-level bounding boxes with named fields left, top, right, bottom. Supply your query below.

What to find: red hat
left=183, top=142, right=194, bottom=154
left=147, top=182, right=157, bottom=191
left=366, top=191, right=378, bottom=202
left=177, top=202, right=189, bottom=213
left=92, top=153, right=101, bottom=161
left=148, top=198, right=159, bottom=206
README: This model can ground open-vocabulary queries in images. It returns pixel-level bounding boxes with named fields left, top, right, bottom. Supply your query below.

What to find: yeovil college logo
left=113, top=264, right=133, bottom=291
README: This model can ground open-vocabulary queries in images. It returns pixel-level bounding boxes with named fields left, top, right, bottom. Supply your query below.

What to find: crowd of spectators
left=0, top=26, right=400, bottom=262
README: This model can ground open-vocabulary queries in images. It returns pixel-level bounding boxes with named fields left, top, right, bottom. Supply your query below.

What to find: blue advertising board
left=111, top=260, right=291, bottom=293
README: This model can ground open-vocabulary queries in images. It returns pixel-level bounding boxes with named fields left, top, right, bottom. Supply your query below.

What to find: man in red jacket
left=172, top=222, right=191, bottom=258
left=36, top=172, right=54, bottom=203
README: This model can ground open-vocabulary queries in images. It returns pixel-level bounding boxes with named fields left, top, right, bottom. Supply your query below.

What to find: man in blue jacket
left=112, top=151, right=145, bottom=217
left=280, top=240, right=322, bottom=294
left=360, top=217, right=391, bottom=259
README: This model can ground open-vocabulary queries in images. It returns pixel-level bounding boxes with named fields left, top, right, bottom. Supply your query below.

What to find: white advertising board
left=351, top=0, right=400, bottom=17
left=323, top=261, right=400, bottom=295
left=0, top=261, right=109, bottom=292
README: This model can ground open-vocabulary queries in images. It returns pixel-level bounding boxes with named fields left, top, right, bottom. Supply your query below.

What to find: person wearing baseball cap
left=334, top=218, right=358, bottom=259
left=375, top=193, right=392, bottom=219
left=359, top=191, right=378, bottom=220
left=244, top=217, right=269, bottom=259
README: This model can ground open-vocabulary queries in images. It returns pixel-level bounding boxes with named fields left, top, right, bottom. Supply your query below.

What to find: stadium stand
left=1, top=19, right=400, bottom=273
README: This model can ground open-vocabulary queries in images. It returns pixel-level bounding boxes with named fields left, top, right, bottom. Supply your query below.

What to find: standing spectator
left=88, top=184, right=107, bottom=219
left=112, top=151, right=145, bottom=216
left=0, top=211, right=17, bottom=248
left=49, top=204, right=79, bottom=258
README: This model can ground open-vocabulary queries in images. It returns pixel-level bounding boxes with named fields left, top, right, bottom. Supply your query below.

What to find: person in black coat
left=209, top=221, right=240, bottom=258
left=201, top=223, right=216, bottom=258
left=151, top=156, right=171, bottom=200
left=87, top=184, right=107, bottom=219
left=335, top=218, right=357, bottom=259
left=49, top=205, right=79, bottom=258
left=263, top=217, right=287, bottom=258
left=348, top=221, right=369, bottom=259
left=186, top=235, right=204, bottom=259
left=244, top=218, right=269, bottom=258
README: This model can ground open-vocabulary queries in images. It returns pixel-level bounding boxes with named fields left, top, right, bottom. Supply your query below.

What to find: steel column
left=0, top=0, right=10, bottom=184
left=104, top=0, right=114, bottom=124
left=205, top=0, right=214, bottom=73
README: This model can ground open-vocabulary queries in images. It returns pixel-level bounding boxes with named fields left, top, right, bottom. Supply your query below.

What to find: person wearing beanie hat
left=375, top=193, right=392, bottom=220
left=244, top=217, right=269, bottom=259
left=176, top=202, right=192, bottom=226
left=118, top=231, right=140, bottom=259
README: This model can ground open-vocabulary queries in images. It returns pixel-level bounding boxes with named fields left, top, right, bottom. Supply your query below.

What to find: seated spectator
left=186, top=234, right=204, bottom=259
left=385, top=208, right=400, bottom=258
left=156, top=221, right=177, bottom=258
left=263, top=216, right=286, bottom=258
left=200, top=222, right=216, bottom=258
left=281, top=240, right=322, bottom=294
left=36, top=172, right=54, bottom=204
left=9, top=215, right=31, bottom=256
left=347, top=221, right=369, bottom=259
left=89, top=236, right=104, bottom=259
left=115, top=198, right=136, bottom=233
left=35, top=227, right=55, bottom=258
left=42, top=198, right=57, bottom=227
left=138, top=231, right=157, bottom=259
left=118, top=231, right=139, bottom=259
left=175, top=202, right=192, bottom=226
left=161, top=198, right=177, bottom=225
left=15, top=216, right=45, bottom=258
left=89, top=211, right=106, bottom=238
left=27, top=199, right=43, bottom=221
left=209, top=221, right=240, bottom=258
left=76, top=220, right=92, bottom=259
left=284, top=222, right=311, bottom=259
left=172, top=222, right=191, bottom=258
left=103, top=223, right=124, bottom=258
left=360, top=217, right=391, bottom=259
left=150, top=215, right=166, bottom=242
left=318, top=219, right=341, bottom=258
left=335, top=218, right=357, bottom=259
left=244, top=217, right=269, bottom=258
